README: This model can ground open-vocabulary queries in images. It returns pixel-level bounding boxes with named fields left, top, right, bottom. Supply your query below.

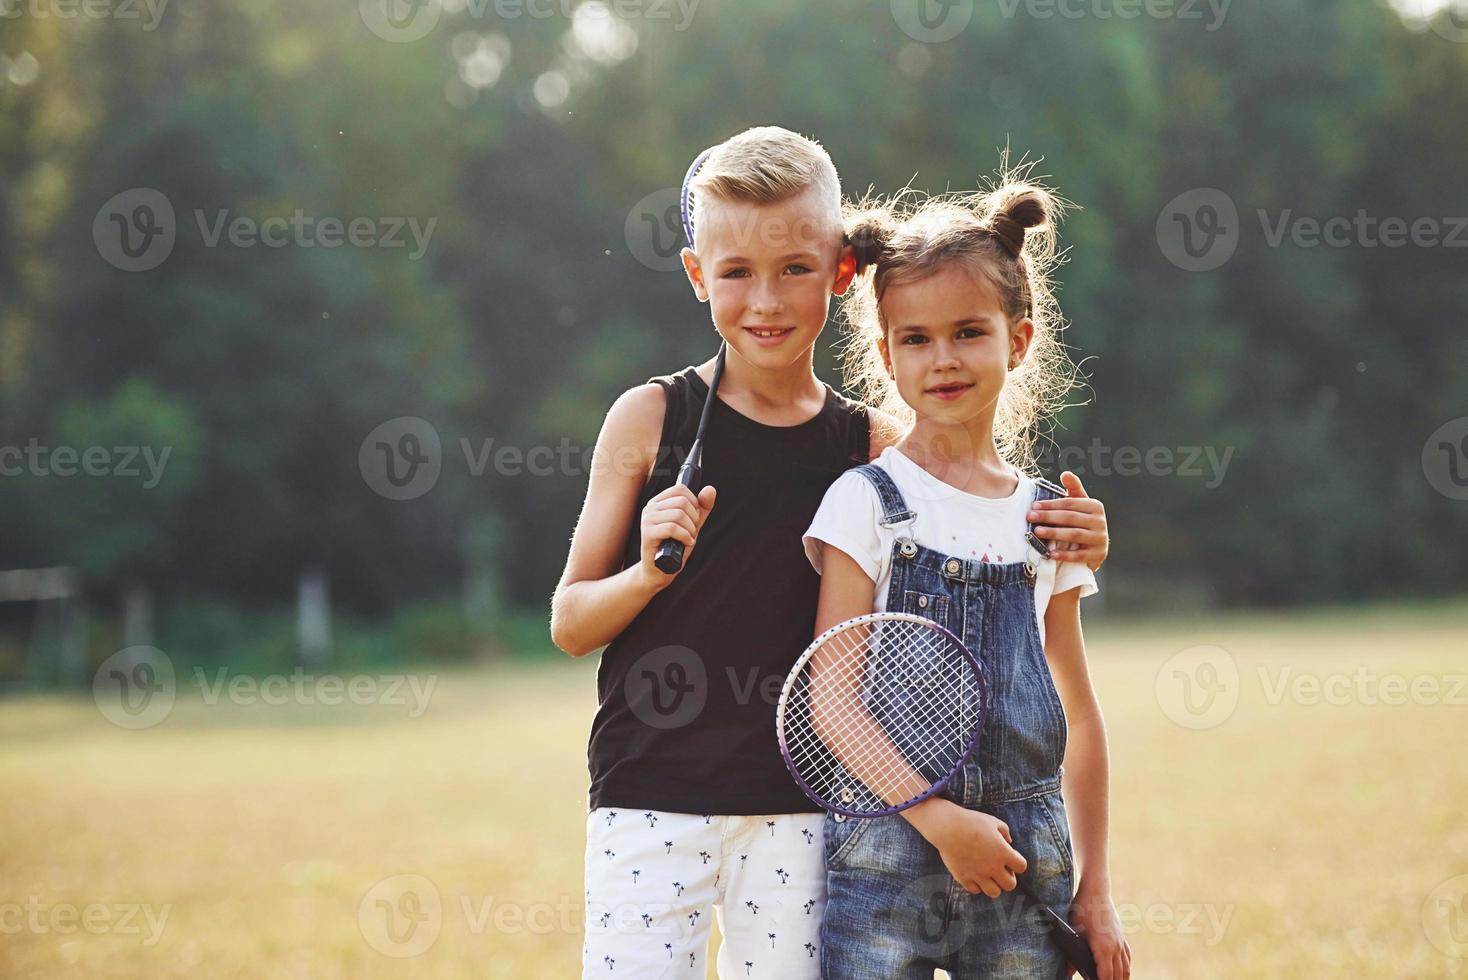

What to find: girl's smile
left=925, top=381, right=975, bottom=400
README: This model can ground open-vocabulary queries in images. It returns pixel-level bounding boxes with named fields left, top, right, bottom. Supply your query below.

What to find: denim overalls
left=821, top=464, right=1077, bottom=980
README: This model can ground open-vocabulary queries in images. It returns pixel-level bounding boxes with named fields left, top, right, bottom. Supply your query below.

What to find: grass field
left=2, top=601, right=1466, bottom=979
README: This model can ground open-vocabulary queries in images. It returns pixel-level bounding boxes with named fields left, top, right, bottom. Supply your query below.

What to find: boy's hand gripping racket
left=654, top=145, right=724, bottom=576
left=653, top=342, right=725, bottom=574
left=775, top=612, right=1100, bottom=980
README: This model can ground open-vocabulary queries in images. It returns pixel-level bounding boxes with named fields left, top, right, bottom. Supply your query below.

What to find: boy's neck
left=898, top=414, right=1016, bottom=496
left=695, top=344, right=825, bottom=416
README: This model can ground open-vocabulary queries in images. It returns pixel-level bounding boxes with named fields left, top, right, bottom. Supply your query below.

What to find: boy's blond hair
left=689, top=126, right=843, bottom=250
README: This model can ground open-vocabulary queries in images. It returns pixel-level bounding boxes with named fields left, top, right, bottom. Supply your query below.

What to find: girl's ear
left=681, top=247, right=709, bottom=303
left=1008, top=317, right=1035, bottom=370
left=878, top=335, right=893, bottom=378
left=832, top=245, right=858, bottom=296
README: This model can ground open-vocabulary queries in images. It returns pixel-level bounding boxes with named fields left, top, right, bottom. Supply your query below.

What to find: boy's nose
left=749, top=288, right=783, bottom=314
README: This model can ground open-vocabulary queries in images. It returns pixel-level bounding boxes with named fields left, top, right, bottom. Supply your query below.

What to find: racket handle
left=654, top=539, right=686, bottom=574
left=652, top=448, right=703, bottom=575
left=1019, top=882, right=1099, bottom=980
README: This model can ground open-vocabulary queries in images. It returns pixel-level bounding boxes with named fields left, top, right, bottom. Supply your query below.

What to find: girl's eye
left=958, top=327, right=983, bottom=339
left=900, top=334, right=928, bottom=346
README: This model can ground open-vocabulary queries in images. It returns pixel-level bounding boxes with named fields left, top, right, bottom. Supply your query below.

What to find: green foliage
left=2, top=0, right=1466, bottom=666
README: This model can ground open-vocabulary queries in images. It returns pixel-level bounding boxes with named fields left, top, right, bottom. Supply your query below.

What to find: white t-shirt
left=802, top=446, right=1097, bottom=643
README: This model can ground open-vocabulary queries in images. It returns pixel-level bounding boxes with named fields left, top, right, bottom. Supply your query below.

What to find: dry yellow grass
left=2, top=601, right=1466, bottom=979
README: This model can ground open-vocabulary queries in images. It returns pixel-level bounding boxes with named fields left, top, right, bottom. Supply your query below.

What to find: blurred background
left=2, top=0, right=1466, bottom=977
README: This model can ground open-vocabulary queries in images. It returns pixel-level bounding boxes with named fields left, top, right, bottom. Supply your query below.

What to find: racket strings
left=791, top=674, right=964, bottom=793
left=786, top=638, right=967, bottom=808
left=787, top=645, right=965, bottom=776
left=783, top=619, right=983, bottom=815
left=785, top=626, right=962, bottom=761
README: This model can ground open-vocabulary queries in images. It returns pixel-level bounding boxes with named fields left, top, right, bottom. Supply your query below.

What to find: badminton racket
left=775, top=612, right=1099, bottom=979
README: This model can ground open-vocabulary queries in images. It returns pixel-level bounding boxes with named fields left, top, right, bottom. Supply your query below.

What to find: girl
left=802, top=179, right=1131, bottom=979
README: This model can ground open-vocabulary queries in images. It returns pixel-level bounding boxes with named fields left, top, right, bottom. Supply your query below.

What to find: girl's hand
left=637, top=484, right=717, bottom=590
left=1029, top=471, right=1109, bottom=572
left=916, top=801, right=1028, bottom=898
left=1068, top=883, right=1131, bottom=980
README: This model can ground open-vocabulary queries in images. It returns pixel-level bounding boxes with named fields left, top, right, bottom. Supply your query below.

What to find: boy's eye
left=721, top=265, right=809, bottom=278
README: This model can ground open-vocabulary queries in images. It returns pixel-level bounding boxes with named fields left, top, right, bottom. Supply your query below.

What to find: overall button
left=945, top=558, right=961, bottom=575
left=917, top=595, right=929, bottom=608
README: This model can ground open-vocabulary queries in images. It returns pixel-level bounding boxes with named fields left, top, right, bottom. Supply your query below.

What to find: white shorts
left=582, top=808, right=826, bottom=979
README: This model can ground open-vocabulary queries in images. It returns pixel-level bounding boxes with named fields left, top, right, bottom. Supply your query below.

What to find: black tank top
left=587, top=365, right=870, bottom=815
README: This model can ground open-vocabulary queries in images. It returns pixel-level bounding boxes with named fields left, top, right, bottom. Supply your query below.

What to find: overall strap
left=851, top=463, right=916, bottom=526
left=852, top=463, right=919, bottom=557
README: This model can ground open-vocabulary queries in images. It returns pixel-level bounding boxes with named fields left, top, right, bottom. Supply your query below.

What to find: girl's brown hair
left=840, top=169, right=1082, bottom=473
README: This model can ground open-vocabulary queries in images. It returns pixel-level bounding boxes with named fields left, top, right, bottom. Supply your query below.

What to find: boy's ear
left=1009, top=317, right=1036, bottom=369
left=681, top=247, right=709, bottom=303
left=832, top=244, right=858, bottom=296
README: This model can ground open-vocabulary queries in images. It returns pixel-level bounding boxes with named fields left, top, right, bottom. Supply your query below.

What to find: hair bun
left=989, top=188, right=1051, bottom=257
left=845, top=217, right=891, bottom=274
left=990, top=213, right=1026, bottom=257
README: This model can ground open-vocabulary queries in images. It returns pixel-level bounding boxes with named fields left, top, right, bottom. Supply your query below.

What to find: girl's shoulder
left=814, top=453, right=901, bottom=525
left=817, top=461, right=885, bottom=513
